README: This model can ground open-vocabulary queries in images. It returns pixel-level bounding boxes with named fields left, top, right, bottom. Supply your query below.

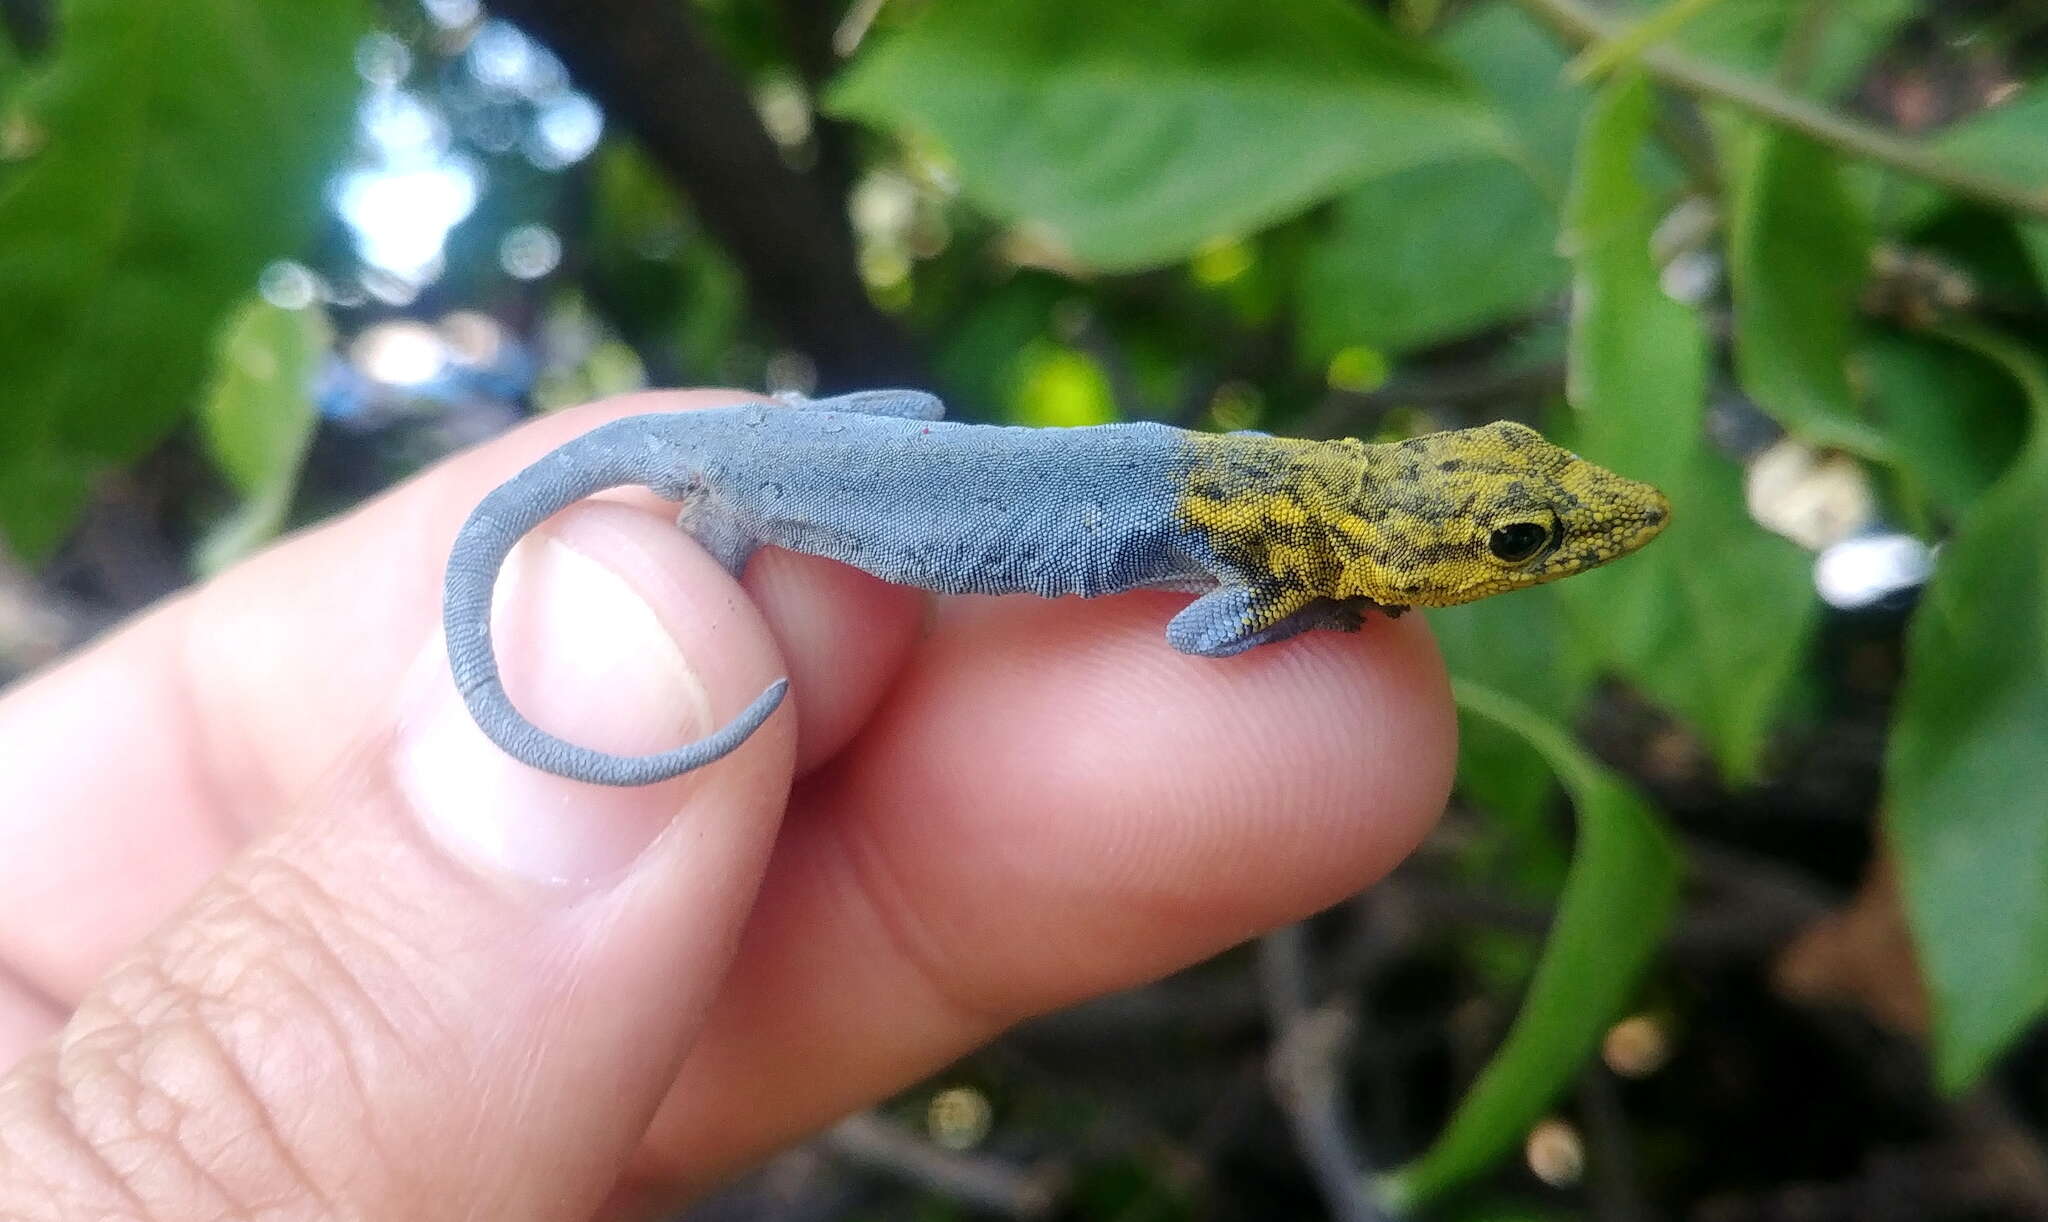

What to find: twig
left=1257, top=925, right=1388, bottom=1222
left=1510, top=0, right=2048, bottom=222
left=1567, top=0, right=1729, bottom=82
left=1579, top=1068, right=1655, bottom=1222
left=824, top=1111, right=1063, bottom=1218
left=487, top=0, right=926, bottom=391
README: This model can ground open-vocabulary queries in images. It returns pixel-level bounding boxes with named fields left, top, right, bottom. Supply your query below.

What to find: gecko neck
left=1174, top=433, right=1450, bottom=606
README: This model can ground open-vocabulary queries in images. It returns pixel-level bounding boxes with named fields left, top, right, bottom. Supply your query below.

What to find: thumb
left=0, top=500, right=795, bottom=1221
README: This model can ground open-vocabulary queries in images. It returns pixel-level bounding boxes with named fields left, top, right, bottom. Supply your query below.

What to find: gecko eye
left=1488, top=521, right=1553, bottom=565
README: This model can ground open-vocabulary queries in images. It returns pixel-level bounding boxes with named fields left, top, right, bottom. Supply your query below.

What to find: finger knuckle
left=0, top=854, right=460, bottom=1220
left=0, top=961, right=349, bottom=1220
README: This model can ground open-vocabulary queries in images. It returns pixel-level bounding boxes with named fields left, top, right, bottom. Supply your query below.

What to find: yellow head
left=1332, top=421, right=1671, bottom=607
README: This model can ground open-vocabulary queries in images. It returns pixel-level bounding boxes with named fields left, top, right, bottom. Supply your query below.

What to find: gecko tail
left=441, top=414, right=787, bottom=787
left=454, top=670, right=788, bottom=788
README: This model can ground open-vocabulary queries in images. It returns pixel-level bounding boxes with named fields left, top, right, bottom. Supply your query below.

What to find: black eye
left=1489, top=521, right=1552, bottom=564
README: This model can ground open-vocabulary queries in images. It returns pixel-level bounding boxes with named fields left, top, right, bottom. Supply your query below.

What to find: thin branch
left=1578, top=1068, right=1655, bottom=1222
left=1567, top=0, right=1729, bottom=82
left=1257, top=926, right=1389, bottom=1222
left=486, top=0, right=925, bottom=391
left=1511, top=0, right=2048, bottom=223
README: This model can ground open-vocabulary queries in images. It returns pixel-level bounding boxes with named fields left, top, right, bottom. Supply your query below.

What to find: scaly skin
left=444, top=391, right=1669, bottom=786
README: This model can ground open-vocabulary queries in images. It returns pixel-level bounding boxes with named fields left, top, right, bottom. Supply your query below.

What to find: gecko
left=443, top=389, right=1670, bottom=786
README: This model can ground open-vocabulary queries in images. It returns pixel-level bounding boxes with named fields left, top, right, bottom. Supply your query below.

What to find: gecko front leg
left=1165, top=588, right=1392, bottom=657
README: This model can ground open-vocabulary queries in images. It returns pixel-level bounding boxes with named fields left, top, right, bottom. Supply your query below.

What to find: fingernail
left=395, top=534, right=710, bottom=889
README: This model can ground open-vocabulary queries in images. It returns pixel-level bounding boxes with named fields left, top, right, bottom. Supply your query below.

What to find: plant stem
left=1568, top=0, right=1735, bottom=82
left=1512, top=0, right=2048, bottom=223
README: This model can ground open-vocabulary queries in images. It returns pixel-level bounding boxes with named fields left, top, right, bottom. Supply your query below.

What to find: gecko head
left=1344, top=421, right=1670, bottom=607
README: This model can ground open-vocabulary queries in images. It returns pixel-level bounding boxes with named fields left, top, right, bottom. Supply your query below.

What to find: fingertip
left=397, top=497, right=795, bottom=884
left=604, top=595, right=1458, bottom=1186
left=997, top=592, right=1457, bottom=893
left=740, top=549, right=928, bottom=774
left=429, top=393, right=925, bottom=779
left=818, top=592, right=1456, bottom=1008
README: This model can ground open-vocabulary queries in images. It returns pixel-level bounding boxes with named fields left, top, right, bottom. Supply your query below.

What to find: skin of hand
left=0, top=389, right=1455, bottom=1220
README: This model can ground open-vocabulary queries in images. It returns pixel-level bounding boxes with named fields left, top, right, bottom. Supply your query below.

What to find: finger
left=0, top=498, right=797, bottom=1220
left=625, top=591, right=1454, bottom=1200
left=0, top=392, right=924, bottom=1018
left=0, top=966, right=59, bottom=1063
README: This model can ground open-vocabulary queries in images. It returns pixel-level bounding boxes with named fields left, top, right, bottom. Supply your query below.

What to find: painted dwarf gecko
left=443, top=390, right=1670, bottom=786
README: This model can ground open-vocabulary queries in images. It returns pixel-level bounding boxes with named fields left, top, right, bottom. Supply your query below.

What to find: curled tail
left=441, top=414, right=788, bottom=787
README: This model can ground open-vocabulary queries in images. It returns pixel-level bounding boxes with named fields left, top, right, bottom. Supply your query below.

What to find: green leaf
left=1560, top=76, right=1819, bottom=782
left=1575, top=459, right=1819, bottom=780
left=1629, top=0, right=1915, bottom=99
left=1562, top=76, right=1707, bottom=490
left=826, top=0, right=1500, bottom=271
left=588, top=145, right=750, bottom=385
left=1887, top=325, right=2048, bottom=1091
left=1928, top=87, right=2048, bottom=287
left=0, top=0, right=365, bottom=564
left=1393, top=0, right=1448, bottom=36
left=194, top=300, right=330, bottom=574
left=1727, top=128, right=1891, bottom=459
left=1445, top=2, right=1596, bottom=188
left=1868, top=86, right=2048, bottom=287
left=1862, top=329, right=2029, bottom=521
left=1296, top=3, right=1592, bottom=359
left=1556, top=74, right=1705, bottom=665
left=928, top=275, right=1063, bottom=422
left=2021, top=230, right=2048, bottom=294
left=1299, top=159, right=1565, bottom=358
left=1434, top=586, right=1594, bottom=831
left=1384, top=681, right=1680, bottom=1209
left=1900, top=86, right=2048, bottom=207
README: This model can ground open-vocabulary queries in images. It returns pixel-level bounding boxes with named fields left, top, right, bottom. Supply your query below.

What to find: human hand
left=0, top=390, right=1455, bottom=1219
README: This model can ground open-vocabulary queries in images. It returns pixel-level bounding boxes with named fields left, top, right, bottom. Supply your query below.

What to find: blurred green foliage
left=1887, top=326, right=2048, bottom=1090
left=0, top=0, right=364, bottom=561
left=827, top=0, right=1503, bottom=270
left=3, top=0, right=2048, bottom=1210
left=193, top=301, right=330, bottom=573
left=1387, top=679, right=1679, bottom=1208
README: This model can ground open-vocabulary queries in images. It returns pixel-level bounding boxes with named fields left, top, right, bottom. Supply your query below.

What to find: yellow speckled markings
left=1174, top=422, right=1670, bottom=633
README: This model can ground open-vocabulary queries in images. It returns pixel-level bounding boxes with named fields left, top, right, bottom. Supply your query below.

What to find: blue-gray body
left=653, top=405, right=1206, bottom=598
left=444, top=390, right=1298, bottom=787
